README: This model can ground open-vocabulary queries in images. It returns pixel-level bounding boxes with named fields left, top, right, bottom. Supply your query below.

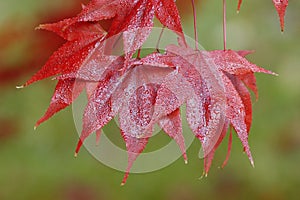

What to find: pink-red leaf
left=116, top=65, right=172, bottom=184
left=227, top=73, right=252, bottom=132
left=203, top=121, right=229, bottom=175
left=206, top=50, right=275, bottom=76
left=273, top=0, right=288, bottom=32
left=222, top=73, right=254, bottom=166
left=121, top=131, right=150, bottom=185
left=116, top=0, right=155, bottom=60
left=76, top=57, right=126, bottom=155
left=159, top=108, right=187, bottom=163
left=77, top=0, right=135, bottom=23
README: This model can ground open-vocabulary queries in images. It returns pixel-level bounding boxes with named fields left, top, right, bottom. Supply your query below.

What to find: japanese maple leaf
left=139, top=45, right=275, bottom=175
left=71, top=56, right=187, bottom=184
left=201, top=49, right=275, bottom=172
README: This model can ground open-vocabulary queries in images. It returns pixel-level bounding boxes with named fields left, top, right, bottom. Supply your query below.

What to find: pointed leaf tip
left=35, top=25, right=44, bottom=30
left=250, top=158, right=255, bottom=168
left=184, top=159, right=188, bottom=164
left=199, top=172, right=208, bottom=180
left=237, top=0, right=243, bottom=12
left=272, top=0, right=288, bottom=32
left=121, top=172, right=129, bottom=186
left=222, top=129, right=233, bottom=168
left=75, top=139, right=83, bottom=156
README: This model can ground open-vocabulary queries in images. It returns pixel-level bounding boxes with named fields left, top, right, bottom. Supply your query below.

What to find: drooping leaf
left=273, top=0, right=289, bottom=32
left=203, top=121, right=229, bottom=175
left=121, top=131, right=150, bottom=185
left=115, top=65, right=173, bottom=185
left=159, top=108, right=187, bottom=163
left=75, top=56, right=126, bottom=155
left=140, top=47, right=227, bottom=161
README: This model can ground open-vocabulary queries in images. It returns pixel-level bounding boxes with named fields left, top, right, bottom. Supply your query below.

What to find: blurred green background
left=1, top=0, right=300, bottom=199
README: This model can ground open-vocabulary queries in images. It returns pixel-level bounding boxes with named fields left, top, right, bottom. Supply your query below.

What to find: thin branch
left=223, top=0, right=227, bottom=50
left=156, top=27, right=165, bottom=53
left=191, top=0, right=199, bottom=50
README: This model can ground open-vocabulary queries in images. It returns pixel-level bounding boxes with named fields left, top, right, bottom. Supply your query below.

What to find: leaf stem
left=191, top=0, right=199, bottom=50
left=156, top=27, right=165, bottom=53
left=137, top=48, right=141, bottom=59
left=223, top=0, right=227, bottom=50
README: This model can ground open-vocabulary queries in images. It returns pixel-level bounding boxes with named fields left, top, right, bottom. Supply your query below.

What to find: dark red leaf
left=159, top=109, right=187, bottom=163
left=35, top=79, right=85, bottom=128
left=24, top=20, right=105, bottom=87
left=227, top=73, right=252, bottom=133
left=24, top=40, right=98, bottom=86
left=237, top=0, right=243, bottom=13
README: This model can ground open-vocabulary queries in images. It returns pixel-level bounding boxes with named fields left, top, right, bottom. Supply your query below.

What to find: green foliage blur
left=1, top=0, right=300, bottom=199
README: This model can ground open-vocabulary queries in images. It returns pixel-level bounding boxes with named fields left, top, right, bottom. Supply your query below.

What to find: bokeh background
left=1, top=0, right=300, bottom=199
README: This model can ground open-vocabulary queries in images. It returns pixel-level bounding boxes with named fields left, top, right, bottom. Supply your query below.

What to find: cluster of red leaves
left=22, top=0, right=286, bottom=184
